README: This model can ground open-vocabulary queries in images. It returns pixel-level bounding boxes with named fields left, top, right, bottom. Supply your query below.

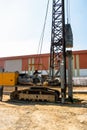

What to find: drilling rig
left=50, top=0, right=73, bottom=103
left=0, top=0, right=73, bottom=103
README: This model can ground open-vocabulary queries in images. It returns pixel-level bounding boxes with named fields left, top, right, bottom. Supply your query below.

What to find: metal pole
left=0, top=86, right=3, bottom=101
left=60, top=60, right=65, bottom=103
left=67, top=50, right=73, bottom=102
left=62, top=0, right=67, bottom=98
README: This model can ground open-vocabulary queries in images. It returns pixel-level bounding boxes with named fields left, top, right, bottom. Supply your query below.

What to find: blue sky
left=0, top=0, right=87, bottom=57
left=70, top=0, right=87, bottom=51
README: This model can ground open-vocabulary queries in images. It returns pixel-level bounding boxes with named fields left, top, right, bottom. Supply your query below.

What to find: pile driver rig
left=0, top=0, right=73, bottom=103
left=50, top=0, right=73, bottom=103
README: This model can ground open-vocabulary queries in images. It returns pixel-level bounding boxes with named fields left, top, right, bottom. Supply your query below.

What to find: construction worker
left=33, top=70, right=41, bottom=84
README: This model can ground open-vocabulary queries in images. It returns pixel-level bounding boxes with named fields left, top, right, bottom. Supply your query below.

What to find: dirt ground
left=0, top=87, right=87, bottom=130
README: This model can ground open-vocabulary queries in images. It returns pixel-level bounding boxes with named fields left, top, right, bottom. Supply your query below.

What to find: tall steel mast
left=50, top=0, right=66, bottom=97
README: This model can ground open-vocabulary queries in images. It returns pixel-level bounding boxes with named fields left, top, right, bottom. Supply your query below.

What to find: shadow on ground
left=3, top=98, right=87, bottom=108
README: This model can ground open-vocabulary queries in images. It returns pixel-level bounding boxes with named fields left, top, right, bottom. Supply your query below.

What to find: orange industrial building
left=0, top=50, right=87, bottom=77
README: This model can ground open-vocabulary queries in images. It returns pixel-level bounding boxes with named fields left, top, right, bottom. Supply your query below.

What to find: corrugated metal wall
left=0, top=51, right=86, bottom=76
left=5, top=59, right=22, bottom=72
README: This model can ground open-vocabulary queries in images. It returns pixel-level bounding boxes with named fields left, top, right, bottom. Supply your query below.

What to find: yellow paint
left=0, top=72, right=19, bottom=86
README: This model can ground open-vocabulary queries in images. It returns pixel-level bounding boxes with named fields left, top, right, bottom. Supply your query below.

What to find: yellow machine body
left=0, top=72, right=19, bottom=86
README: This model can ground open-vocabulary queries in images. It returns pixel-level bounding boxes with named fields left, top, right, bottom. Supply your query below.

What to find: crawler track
left=10, top=86, right=60, bottom=102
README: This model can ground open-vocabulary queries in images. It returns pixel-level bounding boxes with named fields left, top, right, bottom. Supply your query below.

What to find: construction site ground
left=0, top=86, right=87, bottom=130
